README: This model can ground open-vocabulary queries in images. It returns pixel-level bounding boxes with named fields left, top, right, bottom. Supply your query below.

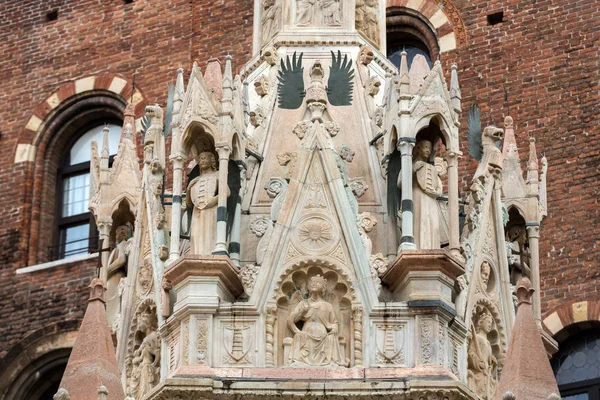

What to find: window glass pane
left=387, top=46, right=432, bottom=69
left=62, top=173, right=90, bottom=217
left=61, top=223, right=89, bottom=258
left=69, top=124, right=121, bottom=165
left=563, top=394, right=588, bottom=400
left=552, top=330, right=600, bottom=386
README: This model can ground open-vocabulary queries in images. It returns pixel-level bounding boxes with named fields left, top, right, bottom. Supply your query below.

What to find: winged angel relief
left=277, top=51, right=355, bottom=110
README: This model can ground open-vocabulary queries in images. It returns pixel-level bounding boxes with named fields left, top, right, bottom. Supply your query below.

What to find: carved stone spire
left=493, top=278, right=560, bottom=399
left=56, top=279, right=125, bottom=400
left=173, top=67, right=185, bottom=117
left=502, top=116, right=519, bottom=160
left=121, top=103, right=136, bottom=142
left=450, top=64, right=461, bottom=113
left=527, top=137, right=539, bottom=191
left=100, top=126, right=111, bottom=184
left=399, top=50, right=410, bottom=95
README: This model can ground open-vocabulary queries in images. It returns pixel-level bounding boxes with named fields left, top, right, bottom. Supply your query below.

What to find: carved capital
left=398, top=137, right=415, bottom=155
left=215, top=143, right=232, bottom=160
left=169, top=152, right=187, bottom=167
left=526, top=223, right=540, bottom=238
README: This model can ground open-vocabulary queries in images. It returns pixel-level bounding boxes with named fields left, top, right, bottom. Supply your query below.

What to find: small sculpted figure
left=409, top=140, right=447, bottom=249
left=129, top=311, right=160, bottom=400
left=106, top=225, right=130, bottom=329
left=468, top=309, right=497, bottom=400
left=288, top=275, right=347, bottom=367
left=261, top=0, right=281, bottom=43
left=186, top=152, right=221, bottom=255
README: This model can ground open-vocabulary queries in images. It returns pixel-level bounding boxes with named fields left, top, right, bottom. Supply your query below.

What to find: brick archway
left=386, top=0, right=467, bottom=53
left=543, top=299, right=600, bottom=338
left=13, top=74, right=146, bottom=164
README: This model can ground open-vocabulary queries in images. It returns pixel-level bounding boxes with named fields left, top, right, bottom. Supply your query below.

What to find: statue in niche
left=355, top=0, right=379, bottom=46
left=261, top=0, right=281, bottom=44
left=287, top=275, right=347, bottom=367
left=106, top=225, right=131, bottom=330
left=506, top=225, right=530, bottom=284
left=186, top=151, right=220, bottom=255
left=410, top=139, right=447, bottom=249
left=468, top=307, right=497, bottom=400
left=129, top=310, right=160, bottom=400
left=296, top=0, right=341, bottom=26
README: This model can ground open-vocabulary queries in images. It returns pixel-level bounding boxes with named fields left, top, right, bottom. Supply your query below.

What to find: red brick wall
left=0, top=0, right=254, bottom=362
left=0, top=0, right=598, bottom=370
left=441, top=0, right=600, bottom=318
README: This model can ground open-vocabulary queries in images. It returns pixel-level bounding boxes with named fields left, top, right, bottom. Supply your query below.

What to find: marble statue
left=186, top=151, right=220, bottom=255
left=129, top=311, right=160, bottom=400
left=106, top=225, right=130, bottom=330
left=296, top=0, right=341, bottom=26
left=261, top=0, right=281, bottom=44
left=468, top=308, right=497, bottom=400
left=411, top=140, right=447, bottom=249
left=287, top=275, right=346, bottom=367
left=355, top=0, right=379, bottom=46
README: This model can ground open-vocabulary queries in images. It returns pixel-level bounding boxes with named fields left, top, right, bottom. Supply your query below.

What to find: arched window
left=54, top=123, right=121, bottom=259
left=552, top=328, right=600, bottom=399
left=386, top=8, right=439, bottom=69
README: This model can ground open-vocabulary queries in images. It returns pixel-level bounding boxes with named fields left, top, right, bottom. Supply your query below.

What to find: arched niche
left=271, top=260, right=356, bottom=367
left=504, top=206, right=530, bottom=286
left=413, top=113, right=455, bottom=153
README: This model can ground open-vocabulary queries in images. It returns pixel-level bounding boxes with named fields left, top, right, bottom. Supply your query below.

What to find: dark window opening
left=386, top=8, right=439, bottom=69
left=46, top=9, right=58, bottom=21
left=487, top=11, right=504, bottom=25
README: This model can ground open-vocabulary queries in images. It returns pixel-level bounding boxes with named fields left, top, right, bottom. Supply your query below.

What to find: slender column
left=398, top=137, right=417, bottom=251
left=228, top=162, right=245, bottom=266
left=526, top=222, right=542, bottom=326
left=168, top=153, right=186, bottom=261
left=97, top=218, right=112, bottom=282
left=446, top=151, right=461, bottom=255
left=213, top=143, right=231, bottom=255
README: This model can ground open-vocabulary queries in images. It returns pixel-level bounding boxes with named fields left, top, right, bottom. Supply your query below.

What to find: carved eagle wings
left=277, top=51, right=355, bottom=109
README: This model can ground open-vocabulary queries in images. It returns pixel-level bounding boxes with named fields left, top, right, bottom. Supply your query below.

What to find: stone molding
left=164, top=255, right=244, bottom=298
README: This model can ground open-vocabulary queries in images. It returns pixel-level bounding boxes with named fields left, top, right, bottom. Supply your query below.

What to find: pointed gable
left=57, top=279, right=125, bottom=400
left=494, top=278, right=560, bottom=399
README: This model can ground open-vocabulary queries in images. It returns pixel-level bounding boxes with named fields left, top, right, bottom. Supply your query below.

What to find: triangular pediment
left=252, top=139, right=377, bottom=312
left=178, top=62, right=222, bottom=128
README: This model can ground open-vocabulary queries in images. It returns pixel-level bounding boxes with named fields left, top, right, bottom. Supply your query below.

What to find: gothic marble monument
left=57, top=0, right=557, bottom=399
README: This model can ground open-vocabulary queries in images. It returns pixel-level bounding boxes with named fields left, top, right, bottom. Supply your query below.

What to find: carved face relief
left=481, top=262, right=491, bottom=287
left=138, top=259, right=153, bottom=294
left=359, top=46, right=374, bottom=66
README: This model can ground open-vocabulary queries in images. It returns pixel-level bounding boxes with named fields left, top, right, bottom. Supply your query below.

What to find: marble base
left=381, top=249, right=464, bottom=307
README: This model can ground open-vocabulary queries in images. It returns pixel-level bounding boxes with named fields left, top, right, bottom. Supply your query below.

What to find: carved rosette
left=293, top=214, right=339, bottom=255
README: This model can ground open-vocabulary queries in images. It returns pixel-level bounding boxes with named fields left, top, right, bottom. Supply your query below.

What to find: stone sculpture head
left=477, top=309, right=494, bottom=334
left=358, top=45, right=374, bottom=66
left=481, top=261, right=491, bottom=286
left=115, top=225, right=129, bottom=243
left=308, top=275, right=327, bottom=297
left=415, top=140, right=433, bottom=161
left=197, top=151, right=217, bottom=172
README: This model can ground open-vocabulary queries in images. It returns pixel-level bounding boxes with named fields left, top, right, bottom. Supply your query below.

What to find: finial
left=88, top=278, right=106, bottom=303
left=502, top=391, right=516, bottom=400
left=504, top=116, right=513, bottom=128
left=547, top=393, right=561, bottom=400
left=54, top=388, right=70, bottom=400
left=97, top=385, right=108, bottom=400
left=514, top=277, right=534, bottom=307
